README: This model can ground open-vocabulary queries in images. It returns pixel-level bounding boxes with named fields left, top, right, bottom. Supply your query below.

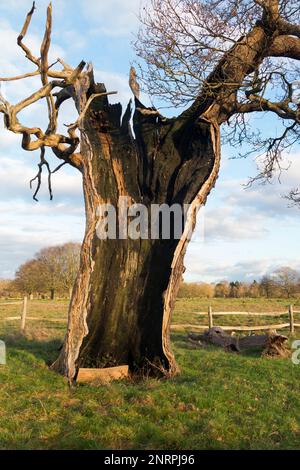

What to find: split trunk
left=52, top=75, right=221, bottom=382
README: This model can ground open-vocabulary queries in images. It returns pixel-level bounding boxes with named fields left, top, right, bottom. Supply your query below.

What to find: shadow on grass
left=2, top=333, right=62, bottom=365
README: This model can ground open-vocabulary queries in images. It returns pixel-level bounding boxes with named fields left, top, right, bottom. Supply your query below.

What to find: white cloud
left=184, top=256, right=300, bottom=283
left=203, top=207, right=268, bottom=241
left=0, top=1, right=299, bottom=285
left=0, top=194, right=84, bottom=279
left=84, top=0, right=142, bottom=37
left=0, top=156, right=83, bottom=201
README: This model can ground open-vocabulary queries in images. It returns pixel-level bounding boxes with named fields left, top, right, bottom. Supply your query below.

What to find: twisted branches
left=0, top=2, right=99, bottom=201
left=0, top=2, right=88, bottom=176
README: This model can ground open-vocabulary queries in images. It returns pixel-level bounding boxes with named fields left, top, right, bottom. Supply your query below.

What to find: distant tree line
left=0, top=243, right=81, bottom=299
left=1, top=262, right=300, bottom=300
left=178, top=267, right=300, bottom=299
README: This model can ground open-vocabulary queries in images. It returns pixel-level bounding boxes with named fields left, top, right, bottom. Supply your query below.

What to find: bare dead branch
left=40, top=3, right=57, bottom=135
left=129, top=66, right=140, bottom=99
left=65, top=91, right=118, bottom=132
left=0, top=71, right=40, bottom=82
left=0, top=1, right=90, bottom=189
left=17, top=2, right=40, bottom=67
left=30, top=147, right=53, bottom=201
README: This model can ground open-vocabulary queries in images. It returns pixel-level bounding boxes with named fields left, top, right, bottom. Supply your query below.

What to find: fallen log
left=188, top=327, right=290, bottom=357
left=188, top=327, right=240, bottom=352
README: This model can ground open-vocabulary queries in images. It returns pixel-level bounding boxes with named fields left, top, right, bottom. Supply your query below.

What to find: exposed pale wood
left=77, top=365, right=129, bottom=384
left=161, top=122, right=221, bottom=378
left=0, top=3, right=87, bottom=169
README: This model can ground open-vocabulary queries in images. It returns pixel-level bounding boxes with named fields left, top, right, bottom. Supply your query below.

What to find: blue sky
left=0, top=0, right=299, bottom=283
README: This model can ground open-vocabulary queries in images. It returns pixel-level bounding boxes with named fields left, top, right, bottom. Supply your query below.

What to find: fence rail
left=0, top=298, right=67, bottom=331
left=2, top=300, right=300, bottom=335
left=172, top=305, right=299, bottom=334
left=0, top=301, right=24, bottom=306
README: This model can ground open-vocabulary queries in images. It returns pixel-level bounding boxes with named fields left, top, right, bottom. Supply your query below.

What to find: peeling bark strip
left=161, top=122, right=221, bottom=375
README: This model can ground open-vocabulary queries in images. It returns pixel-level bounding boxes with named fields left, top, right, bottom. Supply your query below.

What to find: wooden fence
left=171, top=305, right=300, bottom=335
left=0, top=298, right=67, bottom=332
left=0, top=297, right=28, bottom=332
left=2, top=300, right=300, bottom=335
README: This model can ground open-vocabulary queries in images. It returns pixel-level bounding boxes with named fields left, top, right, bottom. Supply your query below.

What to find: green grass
left=0, top=298, right=300, bottom=450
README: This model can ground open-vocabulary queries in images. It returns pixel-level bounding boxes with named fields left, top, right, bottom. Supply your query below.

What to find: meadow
left=0, top=297, right=300, bottom=450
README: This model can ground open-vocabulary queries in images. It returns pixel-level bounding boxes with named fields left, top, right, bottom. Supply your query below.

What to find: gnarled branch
left=0, top=2, right=88, bottom=174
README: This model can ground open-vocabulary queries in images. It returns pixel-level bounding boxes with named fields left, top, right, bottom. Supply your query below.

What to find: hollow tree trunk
left=52, top=74, right=221, bottom=383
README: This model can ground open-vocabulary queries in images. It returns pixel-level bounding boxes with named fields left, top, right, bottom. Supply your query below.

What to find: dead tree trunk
left=52, top=75, right=221, bottom=382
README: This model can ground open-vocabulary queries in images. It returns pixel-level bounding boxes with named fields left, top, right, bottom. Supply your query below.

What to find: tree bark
left=52, top=74, right=221, bottom=383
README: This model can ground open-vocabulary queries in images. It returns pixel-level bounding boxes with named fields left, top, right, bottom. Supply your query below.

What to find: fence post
left=289, top=304, right=294, bottom=335
left=208, top=305, right=213, bottom=329
left=21, top=296, right=28, bottom=333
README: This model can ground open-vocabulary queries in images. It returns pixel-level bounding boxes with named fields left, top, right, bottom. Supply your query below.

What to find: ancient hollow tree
left=0, top=1, right=299, bottom=382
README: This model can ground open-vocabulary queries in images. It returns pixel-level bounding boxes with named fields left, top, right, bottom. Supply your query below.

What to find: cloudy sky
left=0, top=0, right=299, bottom=283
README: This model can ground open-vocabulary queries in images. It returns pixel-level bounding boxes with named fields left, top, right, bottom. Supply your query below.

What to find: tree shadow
left=2, top=333, right=62, bottom=365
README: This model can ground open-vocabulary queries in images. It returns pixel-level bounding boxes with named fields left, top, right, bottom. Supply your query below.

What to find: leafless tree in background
left=15, top=243, right=81, bottom=299
left=273, top=266, right=300, bottom=297
left=135, top=0, right=300, bottom=183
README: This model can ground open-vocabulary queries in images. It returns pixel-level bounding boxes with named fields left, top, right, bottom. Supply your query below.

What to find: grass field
left=0, top=297, right=300, bottom=450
